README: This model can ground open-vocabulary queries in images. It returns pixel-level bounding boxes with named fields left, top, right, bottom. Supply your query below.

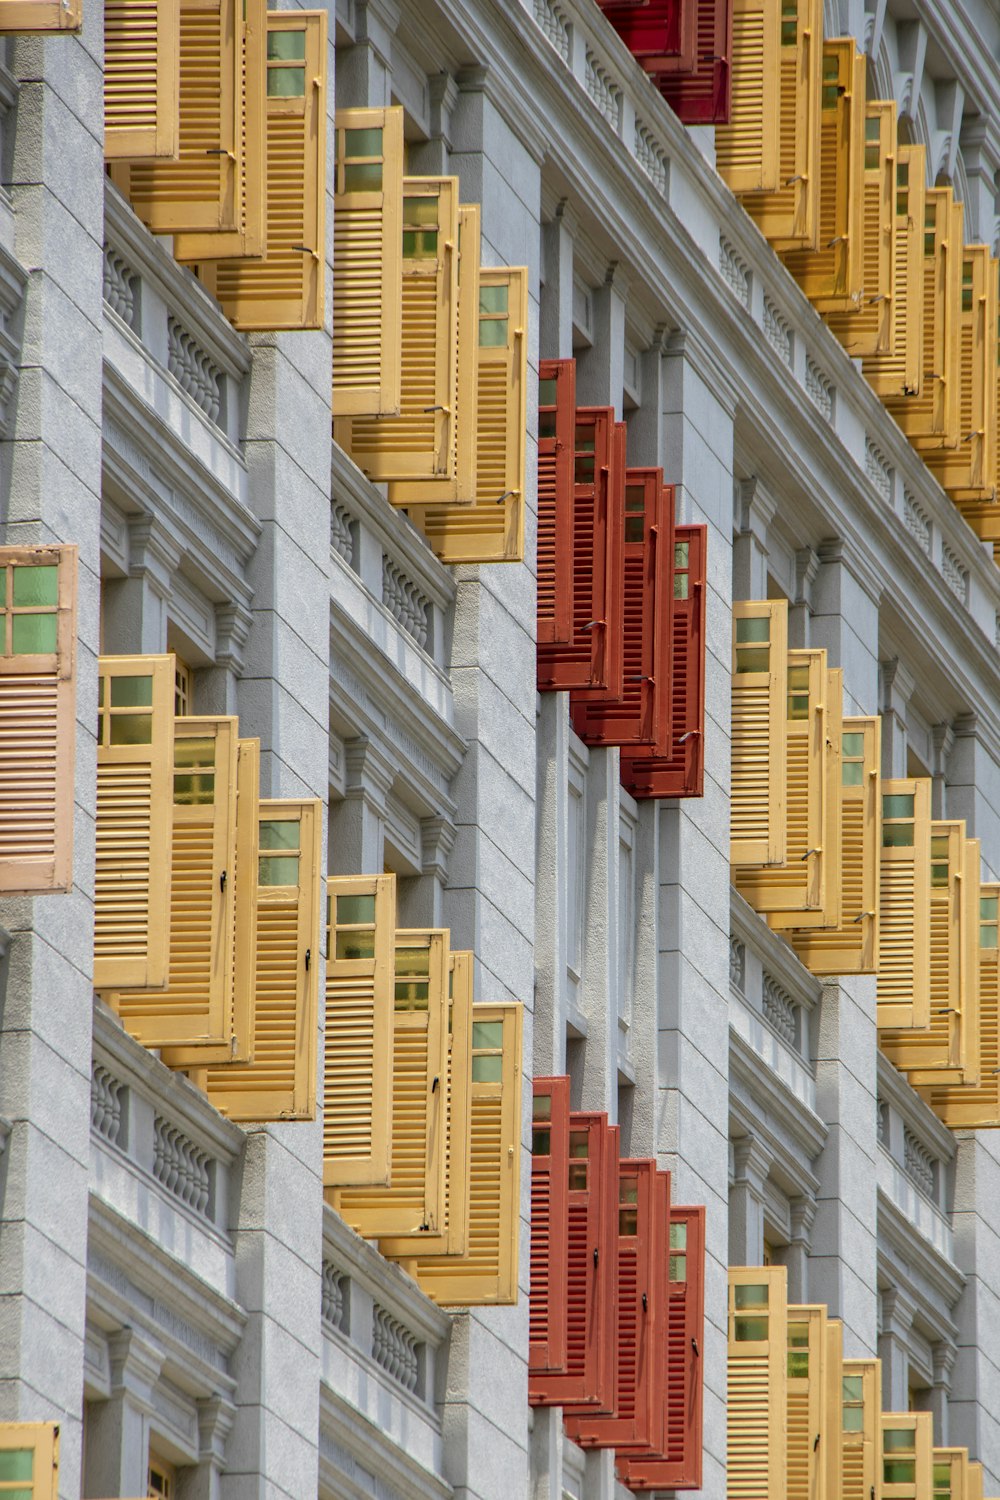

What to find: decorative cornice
left=816, top=535, right=887, bottom=609
left=213, top=601, right=253, bottom=675
left=454, top=64, right=550, bottom=168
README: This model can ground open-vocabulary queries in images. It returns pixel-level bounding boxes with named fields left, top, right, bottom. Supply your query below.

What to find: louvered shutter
left=654, top=0, right=731, bottom=124
left=108, top=715, right=239, bottom=1048
left=0, top=546, right=76, bottom=896
left=822, top=1320, right=844, bottom=1499
left=727, top=1265, right=788, bottom=1498
left=536, top=358, right=578, bottom=651
left=407, top=265, right=529, bottom=563
left=198, top=10, right=327, bottom=331
left=0, top=0, right=80, bottom=28
left=715, top=0, right=781, bottom=194
left=782, top=42, right=865, bottom=310
left=881, top=1412, right=933, bottom=1500
left=162, top=734, right=259, bottom=1067
left=192, top=797, right=321, bottom=1120
left=620, top=524, right=707, bottom=801
left=322, top=873, right=395, bottom=1188
left=412, top=1000, right=523, bottom=1306
left=792, top=715, right=881, bottom=974
left=332, top=930, right=449, bottom=1238
left=571, top=472, right=674, bottom=754
left=93, top=654, right=174, bottom=991
left=560, top=1116, right=620, bottom=1418
left=770, top=664, right=844, bottom=932
left=841, top=1358, right=879, bottom=1500
left=104, top=0, right=181, bottom=159
left=786, top=1303, right=828, bottom=1500
left=863, top=144, right=927, bottom=397
left=926, top=885, right=1000, bottom=1127
left=601, top=0, right=696, bottom=70
left=740, top=0, right=822, bottom=249
left=736, top=646, right=828, bottom=918
left=923, top=246, right=996, bottom=498
left=0, top=1423, right=59, bottom=1498
left=891, top=190, right=964, bottom=447
left=826, top=101, right=897, bottom=357
left=529, top=1074, right=571, bottom=1383
left=730, top=598, right=789, bottom=866
left=934, top=1450, right=971, bottom=1500
left=330, top=106, right=404, bottom=418
left=968, top=1460, right=986, bottom=1500
left=875, top=778, right=932, bottom=1030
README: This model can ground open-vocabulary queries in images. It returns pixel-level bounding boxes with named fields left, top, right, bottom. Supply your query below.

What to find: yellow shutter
left=388, top=202, right=481, bottom=505
left=925, top=884, right=1000, bottom=1128
left=786, top=1303, right=829, bottom=1500
left=411, top=999, right=523, bottom=1306
left=741, top=0, right=822, bottom=249
left=822, top=1320, right=844, bottom=1500
left=198, top=10, right=327, bottom=331
left=887, top=189, right=963, bottom=447
left=192, top=797, right=321, bottom=1120
left=792, top=715, right=881, bottom=974
left=330, top=106, right=404, bottom=418
left=727, top=1265, right=789, bottom=1498
left=104, top=0, right=181, bottom=160
left=875, top=778, right=932, bottom=1030
left=863, top=144, right=926, bottom=397
left=841, top=1358, right=879, bottom=1500
left=826, top=101, right=897, bottom=357
left=335, top=176, right=460, bottom=479
left=407, top=265, right=529, bottom=563
left=162, top=734, right=260, bottom=1067
left=0, top=545, right=77, bottom=896
left=968, top=1460, right=985, bottom=1500
left=93, top=654, right=175, bottom=991
left=323, top=873, right=396, bottom=1188
left=382, top=948, right=474, bottom=1260
left=0, top=0, right=80, bottom=28
left=331, top=929, right=450, bottom=1238
left=922, top=245, right=995, bottom=496
left=731, top=599, right=789, bottom=867
left=0, top=1422, right=60, bottom=1497
left=737, top=646, right=828, bottom=917
left=108, top=715, right=239, bottom=1048
left=782, top=42, right=865, bottom=310
left=772, top=666, right=843, bottom=932
left=716, top=0, right=781, bottom=194
left=951, top=256, right=1000, bottom=529
left=934, top=1450, right=971, bottom=1500
left=880, top=1412, right=933, bottom=1500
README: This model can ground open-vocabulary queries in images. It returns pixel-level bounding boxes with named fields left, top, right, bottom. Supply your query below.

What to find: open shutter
left=841, top=1358, right=879, bottom=1500
left=727, top=1265, right=788, bottom=1498
left=332, top=930, right=449, bottom=1239
left=881, top=1412, right=933, bottom=1500
left=741, top=0, right=822, bottom=249
left=770, top=663, right=844, bottom=932
left=0, top=1423, right=59, bottom=1498
left=560, top=1116, right=620, bottom=1418
left=889, top=190, right=964, bottom=447
left=730, top=598, right=789, bottom=866
left=786, top=1303, right=828, bottom=1500
left=0, top=545, right=76, bottom=896
left=322, top=873, right=395, bottom=1188
left=863, top=144, right=927, bottom=397
left=923, top=246, right=996, bottom=498
left=782, top=41, right=865, bottom=310
left=193, top=797, right=321, bottom=1120
left=715, top=0, right=781, bottom=194
left=0, top=0, right=80, bottom=27
left=571, top=471, right=674, bottom=754
left=599, top=0, right=696, bottom=70
left=655, top=0, right=731, bottom=124
left=934, top=1450, right=971, bottom=1500
left=408, top=265, right=529, bottom=563
left=536, top=357, right=578, bottom=650
left=822, top=1320, right=844, bottom=1499
left=529, top=1074, right=571, bottom=1381
left=330, top=106, right=404, bottom=418
left=104, top=0, right=180, bottom=159
left=109, top=715, right=239, bottom=1048
left=875, top=778, right=932, bottom=1030
left=198, top=10, right=327, bottom=331
left=94, top=654, right=174, bottom=991
left=620, top=523, right=707, bottom=801
left=792, top=715, right=881, bottom=974
left=926, top=884, right=1000, bottom=1128
left=826, top=101, right=897, bottom=357
left=412, top=1000, right=523, bottom=1306
left=968, top=1461, right=985, bottom=1500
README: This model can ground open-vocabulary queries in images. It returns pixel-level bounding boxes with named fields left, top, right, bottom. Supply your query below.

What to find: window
left=174, top=657, right=193, bottom=717
left=148, top=1453, right=175, bottom=1497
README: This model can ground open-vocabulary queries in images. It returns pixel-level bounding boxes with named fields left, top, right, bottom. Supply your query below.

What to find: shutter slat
left=104, top=0, right=181, bottom=159
left=715, top=0, right=781, bottom=193
left=730, top=598, right=789, bottom=865
left=863, top=145, right=927, bottom=397
left=825, top=101, right=898, bottom=356
left=655, top=0, right=732, bottom=125
left=875, top=777, right=932, bottom=1030
left=536, top=358, right=577, bottom=650
left=529, top=1075, right=571, bottom=1380
left=740, top=0, right=822, bottom=248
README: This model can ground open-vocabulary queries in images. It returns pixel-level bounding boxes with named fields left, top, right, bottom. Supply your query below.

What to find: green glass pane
left=931, top=862, right=949, bottom=888
left=538, top=411, right=556, bottom=440
left=625, top=517, right=645, bottom=544
left=344, top=126, right=382, bottom=157
left=931, top=835, right=949, bottom=858
left=0, top=1449, right=33, bottom=1480
left=670, top=1221, right=687, bottom=1250
left=674, top=575, right=689, bottom=600
left=789, top=693, right=810, bottom=721
left=110, top=674, right=153, bottom=708
left=619, top=1207, right=638, bottom=1236
left=173, top=773, right=215, bottom=806
left=175, top=737, right=215, bottom=769
left=533, top=1093, right=552, bottom=1120
left=569, top=1162, right=588, bottom=1190
left=884, top=1461, right=916, bottom=1483
left=533, top=1127, right=551, bottom=1155
left=980, top=926, right=998, bottom=950
left=925, top=231, right=936, bottom=256
left=0, top=568, right=5, bottom=606
left=11, top=613, right=57, bottom=654
left=12, top=564, right=58, bottom=606
left=822, top=83, right=838, bottom=108
left=883, top=794, right=915, bottom=819
left=472, top=1019, right=503, bottom=1049
left=337, top=930, right=375, bottom=960
left=883, top=824, right=914, bottom=848
left=472, top=1053, right=503, bottom=1082
left=0, top=1489, right=33, bottom=1499
left=344, top=161, right=383, bottom=192
left=480, top=284, right=509, bottom=316
left=479, top=317, right=508, bottom=347
left=538, top=378, right=557, bottom=407
left=110, top=713, right=152, bottom=746
left=734, top=1315, right=769, bottom=1341
left=620, top=1180, right=639, bottom=1204
left=842, top=732, right=864, bottom=757
left=394, top=981, right=428, bottom=1009
left=403, top=229, right=439, bottom=257
left=259, top=854, right=299, bottom=885
left=842, top=1376, right=863, bottom=1401
left=337, top=893, right=376, bottom=925
left=981, top=897, right=999, bottom=919
left=735, top=647, right=770, bottom=673
left=788, top=1352, right=809, bottom=1378
left=267, top=66, right=305, bottom=96
left=883, top=1429, right=914, bottom=1453
left=404, top=196, right=440, bottom=226
left=575, top=455, right=596, bottom=483
left=260, top=820, right=299, bottom=851
left=675, top=541, right=689, bottom=567
left=575, top=426, right=596, bottom=453
left=625, top=487, right=646, bottom=511
left=788, top=1322, right=809, bottom=1346
left=842, top=1406, right=864, bottom=1432
left=736, top=617, right=769, bottom=644
left=734, top=1282, right=768, bottom=1309
left=569, top=1131, right=589, bottom=1158
left=669, top=1253, right=687, bottom=1281
left=397, top=946, right=430, bottom=978
left=267, top=27, right=305, bottom=57
left=933, top=1464, right=952, bottom=1483
left=843, top=761, right=864, bottom=786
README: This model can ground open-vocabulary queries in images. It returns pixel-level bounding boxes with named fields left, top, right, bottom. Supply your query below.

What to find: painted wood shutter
left=934, top=1450, right=971, bottom=1500
left=826, top=101, right=897, bottom=357
left=875, top=778, right=932, bottom=1030
left=333, top=929, right=449, bottom=1239
left=0, top=0, right=80, bottom=28
left=822, top=1319, right=844, bottom=1499
left=715, top=0, right=781, bottom=194
left=731, top=598, right=789, bottom=866
left=863, top=144, right=927, bottom=397
left=841, top=1357, right=879, bottom=1500
left=792, top=714, right=881, bottom=974
left=0, top=1422, right=60, bottom=1498
left=926, top=884, right=1000, bottom=1127
left=968, top=1460, right=985, bottom=1500
left=104, top=0, right=180, bottom=160
left=109, top=714, right=239, bottom=1048
left=199, top=10, right=327, bottom=331
left=655, top=0, right=732, bottom=124
left=741, top=0, right=822, bottom=249
left=0, top=545, right=76, bottom=896
left=891, top=190, right=964, bottom=447
left=529, top=1074, right=571, bottom=1382
left=330, top=106, right=404, bottom=418
left=786, top=1303, right=828, bottom=1500
left=94, top=654, right=175, bottom=991
left=561, top=1115, right=620, bottom=1418
left=413, top=1000, right=523, bottom=1306
left=770, top=663, right=843, bottom=932
left=571, top=472, right=674, bottom=754
left=782, top=41, right=865, bottom=310
left=322, top=873, right=395, bottom=1188
left=192, top=797, right=321, bottom=1120
left=923, top=245, right=996, bottom=498
left=536, top=357, right=578, bottom=650
left=408, top=265, right=529, bottom=563
left=880, top=1412, right=933, bottom=1500
left=727, top=1265, right=788, bottom=1498
left=600, top=0, right=696, bottom=71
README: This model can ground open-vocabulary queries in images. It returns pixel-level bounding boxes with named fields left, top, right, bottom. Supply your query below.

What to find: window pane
left=110, top=674, right=153, bottom=708
left=619, top=1207, right=638, bottom=1235
left=533, top=1093, right=552, bottom=1120
left=883, top=824, right=915, bottom=848
left=669, top=1253, right=687, bottom=1281
left=472, top=1053, right=503, bottom=1082
left=736, top=617, right=770, bottom=643
left=175, top=737, right=215, bottom=770
left=0, top=1449, right=34, bottom=1480
left=884, top=1461, right=916, bottom=1483
left=674, top=574, right=689, bottom=600
left=260, top=820, right=299, bottom=851
left=109, top=713, right=152, bottom=746
left=267, top=28, right=305, bottom=57
left=568, top=1162, right=588, bottom=1190
left=173, top=772, right=215, bottom=806
left=533, top=1127, right=551, bottom=1154
left=569, top=1131, right=589, bottom=1158
left=842, top=733, right=864, bottom=757
left=403, top=229, right=438, bottom=257
left=842, top=1376, right=863, bottom=1401
left=397, top=946, right=430, bottom=978
left=734, top=1315, right=769, bottom=1341
left=625, top=516, right=645, bottom=543
left=337, top=930, right=374, bottom=960
left=883, top=1429, right=914, bottom=1452
left=479, top=318, right=508, bottom=347
left=0, top=568, right=5, bottom=606
left=675, top=541, right=689, bottom=568
left=11, top=613, right=57, bottom=654
left=734, top=1283, right=768, bottom=1309
left=344, top=162, right=382, bottom=191
left=472, top=1020, right=503, bottom=1049
left=337, top=893, right=376, bottom=925
left=788, top=1352, right=809, bottom=1378
left=842, top=761, right=864, bottom=786
left=480, top=284, right=509, bottom=315
left=538, top=378, right=557, bottom=407
left=842, top=1407, right=864, bottom=1432
left=13, top=564, right=58, bottom=606
left=735, top=647, right=770, bottom=673
left=268, top=67, right=305, bottom=96
left=345, top=126, right=382, bottom=156
left=259, top=854, right=299, bottom=885
left=670, top=1221, right=687, bottom=1250
left=981, top=897, right=998, bottom=920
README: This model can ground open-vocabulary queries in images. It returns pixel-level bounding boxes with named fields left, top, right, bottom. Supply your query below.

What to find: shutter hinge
left=431, top=1075, right=440, bottom=1092
left=304, top=947, right=311, bottom=971
left=678, top=730, right=702, bottom=743
left=206, top=148, right=237, bottom=160
left=641, top=1292, right=648, bottom=1312
left=692, top=1337, right=700, bottom=1356
left=814, top=1434, right=821, bottom=1451
left=582, top=620, right=604, bottom=632
left=422, top=404, right=450, bottom=413
left=220, top=870, right=227, bottom=893
left=292, top=245, right=319, bottom=259
left=593, top=1247, right=599, bottom=1267
left=495, top=489, right=517, bottom=505
left=801, top=846, right=822, bottom=860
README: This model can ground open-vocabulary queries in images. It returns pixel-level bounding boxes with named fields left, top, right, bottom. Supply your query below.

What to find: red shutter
left=620, top=524, right=706, bottom=799
left=598, top=0, right=697, bottom=70
left=529, top=1075, right=571, bottom=1383
left=654, top=0, right=732, bottom=124
left=571, top=472, right=674, bottom=754
left=537, top=359, right=577, bottom=651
